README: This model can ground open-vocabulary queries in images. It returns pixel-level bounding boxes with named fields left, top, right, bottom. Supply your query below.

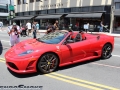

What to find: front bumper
left=5, top=55, right=40, bottom=74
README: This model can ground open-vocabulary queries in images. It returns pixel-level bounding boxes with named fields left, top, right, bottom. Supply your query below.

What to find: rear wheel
left=37, top=53, right=59, bottom=74
left=101, top=44, right=112, bottom=59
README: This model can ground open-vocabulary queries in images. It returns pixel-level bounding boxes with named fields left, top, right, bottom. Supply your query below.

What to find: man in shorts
left=26, top=21, right=32, bottom=37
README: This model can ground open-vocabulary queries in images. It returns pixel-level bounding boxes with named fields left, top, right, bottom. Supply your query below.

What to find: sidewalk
left=1, top=26, right=120, bottom=37
left=0, top=26, right=8, bottom=31
left=37, top=30, right=120, bottom=37
left=88, top=32, right=120, bottom=37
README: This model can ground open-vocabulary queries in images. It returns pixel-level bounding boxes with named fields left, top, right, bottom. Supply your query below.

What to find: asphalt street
left=0, top=30, right=120, bottom=90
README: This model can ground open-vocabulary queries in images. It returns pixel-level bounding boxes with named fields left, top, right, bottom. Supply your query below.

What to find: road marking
left=0, top=57, right=119, bottom=89
left=0, top=58, right=5, bottom=61
left=112, top=54, right=120, bottom=57
left=45, top=74, right=103, bottom=90
left=92, top=62, right=120, bottom=69
left=0, top=46, right=10, bottom=48
left=115, top=44, right=120, bottom=46
left=47, top=72, right=119, bottom=90
left=1, top=40, right=10, bottom=42
left=0, top=58, right=5, bottom=63
left=0, top=60, right=5, bottom=63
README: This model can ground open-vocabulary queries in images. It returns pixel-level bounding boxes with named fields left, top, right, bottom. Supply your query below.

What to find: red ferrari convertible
left=5, top=30, right=114, bottom=74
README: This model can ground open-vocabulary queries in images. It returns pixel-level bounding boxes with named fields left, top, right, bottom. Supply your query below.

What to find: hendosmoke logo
left=0, top=84, right=43, bottom=90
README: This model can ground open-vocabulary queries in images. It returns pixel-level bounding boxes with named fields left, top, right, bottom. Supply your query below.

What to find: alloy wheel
left=37, top=53, right=58, bottom=74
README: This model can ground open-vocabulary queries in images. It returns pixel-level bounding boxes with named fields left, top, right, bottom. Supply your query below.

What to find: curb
left=114, top=36, right=120, bottom=38
left=1, top=29, right=120, bottom=37
left=87, top=32, right=120, bottom=37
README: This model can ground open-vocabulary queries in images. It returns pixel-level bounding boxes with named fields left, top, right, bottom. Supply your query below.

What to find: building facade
left=0, top=4, right=9, bottom=26
left=14, top=0, right=113, bottom=32
left=113, top=0, right=120, bottom=33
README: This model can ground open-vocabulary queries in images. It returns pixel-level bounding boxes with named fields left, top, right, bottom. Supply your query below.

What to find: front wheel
left=101, top=44, right=112, bottom=59
left=37, top=53, right=59, bottom=74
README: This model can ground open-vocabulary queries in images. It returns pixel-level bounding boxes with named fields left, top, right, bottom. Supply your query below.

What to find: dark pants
left=33, top=30, right=36, bottom=39
left=21, top=30, right=27, bottom=36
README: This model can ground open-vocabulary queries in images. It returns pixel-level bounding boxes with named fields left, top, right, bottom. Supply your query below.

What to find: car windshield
left=37, top=31, right=68, bottom=44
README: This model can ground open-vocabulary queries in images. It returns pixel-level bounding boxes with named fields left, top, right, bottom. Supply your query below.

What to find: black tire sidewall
left=101, top=44, right=112, bottom=59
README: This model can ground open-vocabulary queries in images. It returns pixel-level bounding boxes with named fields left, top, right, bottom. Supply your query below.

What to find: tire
left=37, top=53, right=59, bottom=74
left=101, top=44, right=112, bottom=59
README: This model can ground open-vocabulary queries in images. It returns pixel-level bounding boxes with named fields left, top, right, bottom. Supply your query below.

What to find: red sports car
left=5, top=30, right=114, bottom=74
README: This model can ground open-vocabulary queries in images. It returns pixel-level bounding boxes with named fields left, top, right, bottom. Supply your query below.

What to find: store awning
left=114, top=10, right=120, bottom=16
left=0, top=13, right=9, bottom=16
left=13, top=16, right=34, bottom=20
left=66, top=13, right=102, bottom=18
left=35, top=15, right=62, bottom=19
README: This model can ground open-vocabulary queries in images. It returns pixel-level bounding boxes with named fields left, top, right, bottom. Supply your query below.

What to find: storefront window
left=92, top=6, right=104, bottom=11
left=24, top=12, right=29, bottom=15
left=30, top=0, right=34, bottom=3
left=29, top=11, right=35, bottom=15
left=36, top=11, right=40, bottom=15
left=48, top=9, right=55, bottom=14
left=36, top=0, right=41, bottom=2
left=56, top=8, right=64, bottom=13
left=41, top=10, right=47, bottom=14
left=23, top=0, right=26, bottom=4
left=114, top=17, right=120, bottom=31
left=81, top=7, right=89, bottom=12
left=17, top=0, right=21, bottom=5
left=41, top=19, right=48, bottom=27
left=71, top=7, right=79, bottom=12
left=0, top=5, right=7, bottom=12
left=115, top=2, right=120, bottom=9
left=18, top=12, right=23, bottom=16
left=64, top=8, right=71, bottom=13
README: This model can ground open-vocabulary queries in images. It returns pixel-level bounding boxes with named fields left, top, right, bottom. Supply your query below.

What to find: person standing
left=20, top=24, right=27, bottom=37
left=7, top=22, right=20, bottom=47
left=99, top=21, right=104, bottom=32
left=0, top=21, right=3, bottom=30
left=86, top=22, right=89, bottom=33
left=53, top=20, right=59, bottom=30
left=32, top=21, right=37, bottom=39
left=36, top=22, right=40, bottom=35
left=46, top=23, right=54, bottom=34
left=26, top=21, right=32, bottom=36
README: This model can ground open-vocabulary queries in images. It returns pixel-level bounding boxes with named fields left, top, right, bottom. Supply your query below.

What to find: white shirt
left=8, top=25, right=20, bottom=40
left=26, top=22, right=31, bottom=29
left=0, top=22, right=3, bottom=26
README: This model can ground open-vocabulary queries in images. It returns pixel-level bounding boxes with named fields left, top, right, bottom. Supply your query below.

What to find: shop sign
left=9, top=5, right=14, bottom=11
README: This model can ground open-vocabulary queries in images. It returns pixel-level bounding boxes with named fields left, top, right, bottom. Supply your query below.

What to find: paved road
left=0, top=30, right=120, bottom=90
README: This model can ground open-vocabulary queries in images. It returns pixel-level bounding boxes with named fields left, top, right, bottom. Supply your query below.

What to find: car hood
left=6, top=39, right=47, bottom=56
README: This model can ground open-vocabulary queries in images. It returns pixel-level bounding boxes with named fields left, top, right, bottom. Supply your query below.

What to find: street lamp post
left=9, top=0, right=12, bottom=25
left=110, top=0, right=114, bottom=34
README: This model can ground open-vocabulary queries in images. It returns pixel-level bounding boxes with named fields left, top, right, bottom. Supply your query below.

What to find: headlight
left=18, top=50, right=34, bottom=56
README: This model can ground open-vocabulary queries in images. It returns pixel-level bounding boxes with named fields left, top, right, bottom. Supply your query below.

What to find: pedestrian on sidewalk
left=32, top=21, right=37, bottom=39
left=53, top=20, right=59, bottom=30
left=20, top=24, right=27, bottom=37
left=26, top=21, right=32, bottom=37
left=86, top=22, right=89, bottom=33
left=36, top=22, right=40, bottom=35
left=0, top=21, right=3, bottom=30
left=46, top=23, right=54, bottom=34
left=99, top=21, right=104, bottom=32
left=7, top=22, right=20, bottom=47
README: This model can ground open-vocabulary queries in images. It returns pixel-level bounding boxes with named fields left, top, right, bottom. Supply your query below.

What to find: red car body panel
left=5, top=31, right=114, bottom=74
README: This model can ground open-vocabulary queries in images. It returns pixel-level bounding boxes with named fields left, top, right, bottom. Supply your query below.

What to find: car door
left=70, top=40, right=91, bottom=62
left=88, top=35, right=103, bottom=55
left=60, top=37, right=91, bottom=64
